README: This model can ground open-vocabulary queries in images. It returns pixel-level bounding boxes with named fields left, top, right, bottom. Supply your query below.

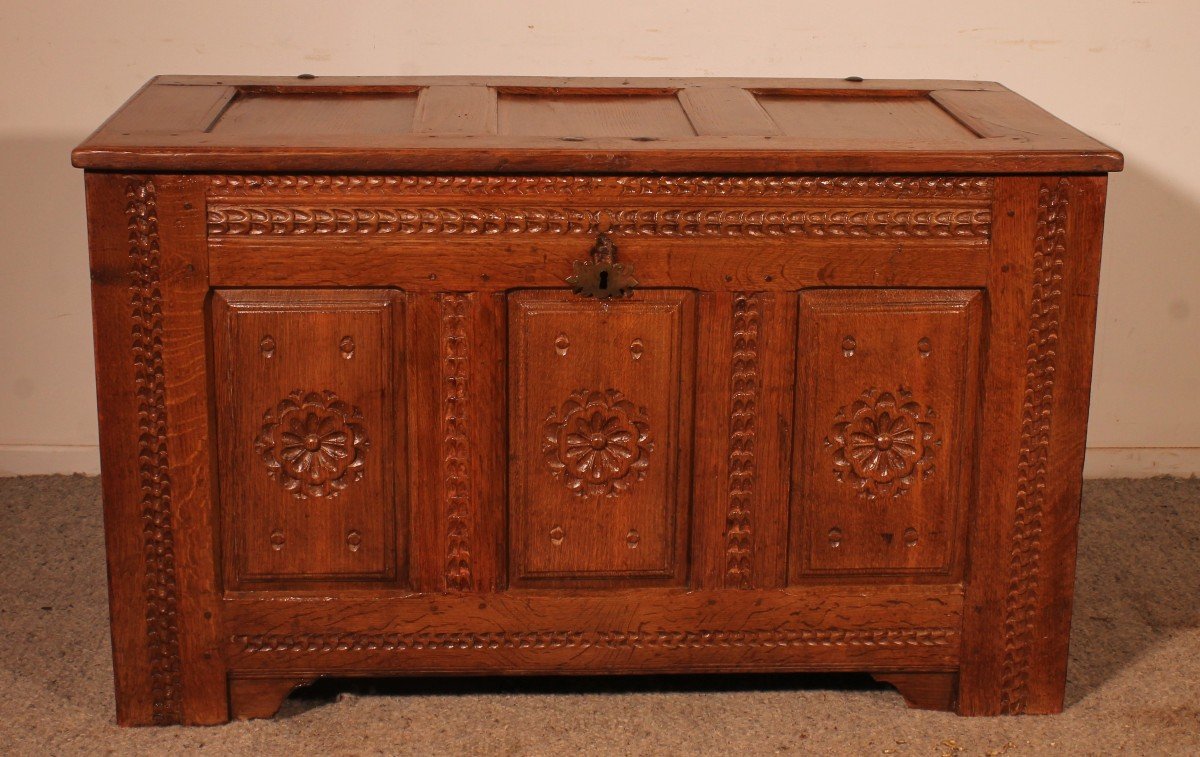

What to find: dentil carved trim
left=441, top=294, right=473, bottom=591
left=208, top=174, right=993, bottom=200
left=232, top=626, right=958, bottom=654
left=209, top=175, right=610, bottom=196
left=125, top=177, right=182, bottom=724
left=254, top=390, right=369, bottom=499
left=1000, top=178, right=1069, bottom=714
left=827, top=387, right=940, bottom=500
left=613, top=176, right=994, bottom=199
left=206, top=206, right=991, bottom=240
left=544, top=389, right=653, bottom=499
left=725, top=293, right=760, bottom=588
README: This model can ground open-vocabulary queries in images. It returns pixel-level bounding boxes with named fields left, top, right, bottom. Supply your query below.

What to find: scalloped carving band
left=999, top=177, right=1069, bottom=714
left=125, top=176, right=183, bottom=725
left=441, top=294, right=473, bottom=591
left=232, top=627, right=958, bottom=654
left=208, top=174, right=993, bottom=200
left=725, top=292, right=761, bottom=588
left=207, top=206, right=991, bottom=240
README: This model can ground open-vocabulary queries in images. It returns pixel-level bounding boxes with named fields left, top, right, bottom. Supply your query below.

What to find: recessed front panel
left=791, top=289, right=981, bottom=579
left=212, top=289, right=403, bottom=586
left=508, top=290, right=695, bottom=585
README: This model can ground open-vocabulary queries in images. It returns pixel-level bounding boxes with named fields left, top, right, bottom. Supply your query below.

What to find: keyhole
left=598, top=269, right=609, bottom=290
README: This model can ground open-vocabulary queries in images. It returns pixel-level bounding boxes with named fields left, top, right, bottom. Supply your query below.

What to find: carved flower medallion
left=255, top=389, right=369, bottom=499
left=826, top=386, right=939, bottom=500
left=543, top=389, right=653, bottom=498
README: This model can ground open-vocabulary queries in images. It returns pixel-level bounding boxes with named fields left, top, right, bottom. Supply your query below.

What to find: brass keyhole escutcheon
left=566, top=234, right=638, bottom=300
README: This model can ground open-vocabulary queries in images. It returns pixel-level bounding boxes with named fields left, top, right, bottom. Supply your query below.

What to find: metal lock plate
left=566, top=235, right=638, bottom=299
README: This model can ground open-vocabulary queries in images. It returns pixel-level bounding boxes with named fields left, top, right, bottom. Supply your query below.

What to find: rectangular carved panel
left=791, top=289, right=982, bottom=580
left=509, top=290, right=695, bottom=586
left=213, top=289, right=403, bottom=586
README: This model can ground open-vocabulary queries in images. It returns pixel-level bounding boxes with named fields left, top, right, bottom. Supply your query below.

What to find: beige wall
left=1, top=0, right=1197, bottom=476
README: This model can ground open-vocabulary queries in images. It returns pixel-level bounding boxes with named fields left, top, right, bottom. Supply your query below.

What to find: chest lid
left=72, top=75, right=1121, bottom=174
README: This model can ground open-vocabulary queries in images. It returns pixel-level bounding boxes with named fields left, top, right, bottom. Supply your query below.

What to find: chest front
left=76, top=76, right=1120, bottom=724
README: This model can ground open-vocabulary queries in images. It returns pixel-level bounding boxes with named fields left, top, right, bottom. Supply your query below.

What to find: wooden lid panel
left=212, top=91, right=419, bottom=137
left=756, top=94, right=977, bottom=141
left=73, top=76, right=1122, bottom=173
left=497, top=92, right=696, bottom=138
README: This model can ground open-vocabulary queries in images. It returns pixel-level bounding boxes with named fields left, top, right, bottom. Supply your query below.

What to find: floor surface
left=1, top=476, right=1197, bottom=755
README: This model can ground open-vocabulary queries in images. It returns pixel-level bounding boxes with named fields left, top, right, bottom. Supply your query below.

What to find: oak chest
left=74, top=76, right=1122, bottom=724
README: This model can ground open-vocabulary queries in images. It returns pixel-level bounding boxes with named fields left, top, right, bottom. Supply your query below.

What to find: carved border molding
left=232, top=627, right=958, bottom=654
left=125, top=177, right=183, bottom=724
left=725, top=293, right=760, bottom=588
left=209, top=175, right=610, bottom=196
left=207, top=206, right=991, bottom=240
left=612, top=176, right=994, bottom=199
left=999, top=178, right=1069, bottom=714
left=441, top=294, right=472, bottom=591
left=208, top=174, right=993, bottom=200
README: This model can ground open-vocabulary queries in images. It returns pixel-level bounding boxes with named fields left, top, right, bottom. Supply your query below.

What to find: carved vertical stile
left=441, top=294, right=473, bottom=590
left=125, top=177, right=183, bottom=724
left=998, top=178, right=1068, bottom=713
left=725, top=293, right=761, bottom=588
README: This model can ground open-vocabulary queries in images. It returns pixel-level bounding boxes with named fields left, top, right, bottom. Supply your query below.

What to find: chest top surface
left=73, top=75, right=1121, bottom=174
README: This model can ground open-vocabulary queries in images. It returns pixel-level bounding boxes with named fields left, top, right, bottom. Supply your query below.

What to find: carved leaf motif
left=827, top=387, right=940, bottom=500
left=233, top=626, right=957, bottom=654
left=1000, top=178, right=1069, bottom=713
left=125, top=176, right=182, bottom=724
left=726, top=292, right=760, bottom=588
left=543, top=389, right=653, bottom=499
left=206, top=205, right=991, bottom=239
left=208, top=174, right=993, bottom=200
left=255, top=390, right=369, bottom=499
left=441, top=293, right=472, bottom=590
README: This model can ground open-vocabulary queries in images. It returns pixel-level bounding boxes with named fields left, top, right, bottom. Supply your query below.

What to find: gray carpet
left=1, top=476, right=1198, bottom=755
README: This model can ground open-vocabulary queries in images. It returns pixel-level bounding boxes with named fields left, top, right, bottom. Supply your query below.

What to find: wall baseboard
left=1082, top=447, right=1200, bottom=479
left=0, top=445, right=1196, bottom=479
left=0, top=445, right=101, bottom=476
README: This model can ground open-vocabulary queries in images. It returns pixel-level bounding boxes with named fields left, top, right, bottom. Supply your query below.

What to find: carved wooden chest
left=74, top=76, right=1122, bottom=724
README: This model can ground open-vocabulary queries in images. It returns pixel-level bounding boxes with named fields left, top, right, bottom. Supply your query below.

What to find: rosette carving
left=543, top=389, right=653, bottom=499
left=827, top=387, right=940, bottom=500
left=255, top=390, right=369, bottom=499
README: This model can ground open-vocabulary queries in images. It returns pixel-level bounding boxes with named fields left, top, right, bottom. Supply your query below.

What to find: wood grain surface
left=72, top=76, right=1121, bottom=173
left=80, top=76, right=1118, bottom=725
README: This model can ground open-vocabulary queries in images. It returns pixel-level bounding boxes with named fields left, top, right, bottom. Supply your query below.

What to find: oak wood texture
left=958, top=176, right=1110, bottom=715
left=212, top=289, right=404, bottom=588
left=228, top=675, right=317, bottom=720
left=405, top=292, right=509, bottom=594
left=790, top=290, right=981, bottom=580
left=72, top=76, right=1121, bottom=173
left=872, top=672, right=958, bottom=711
left=508, top=291, right=695, bottom=586
left=222, top=587, right=963, bottom=674
left=79, top=76, right=1119, bottom=725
